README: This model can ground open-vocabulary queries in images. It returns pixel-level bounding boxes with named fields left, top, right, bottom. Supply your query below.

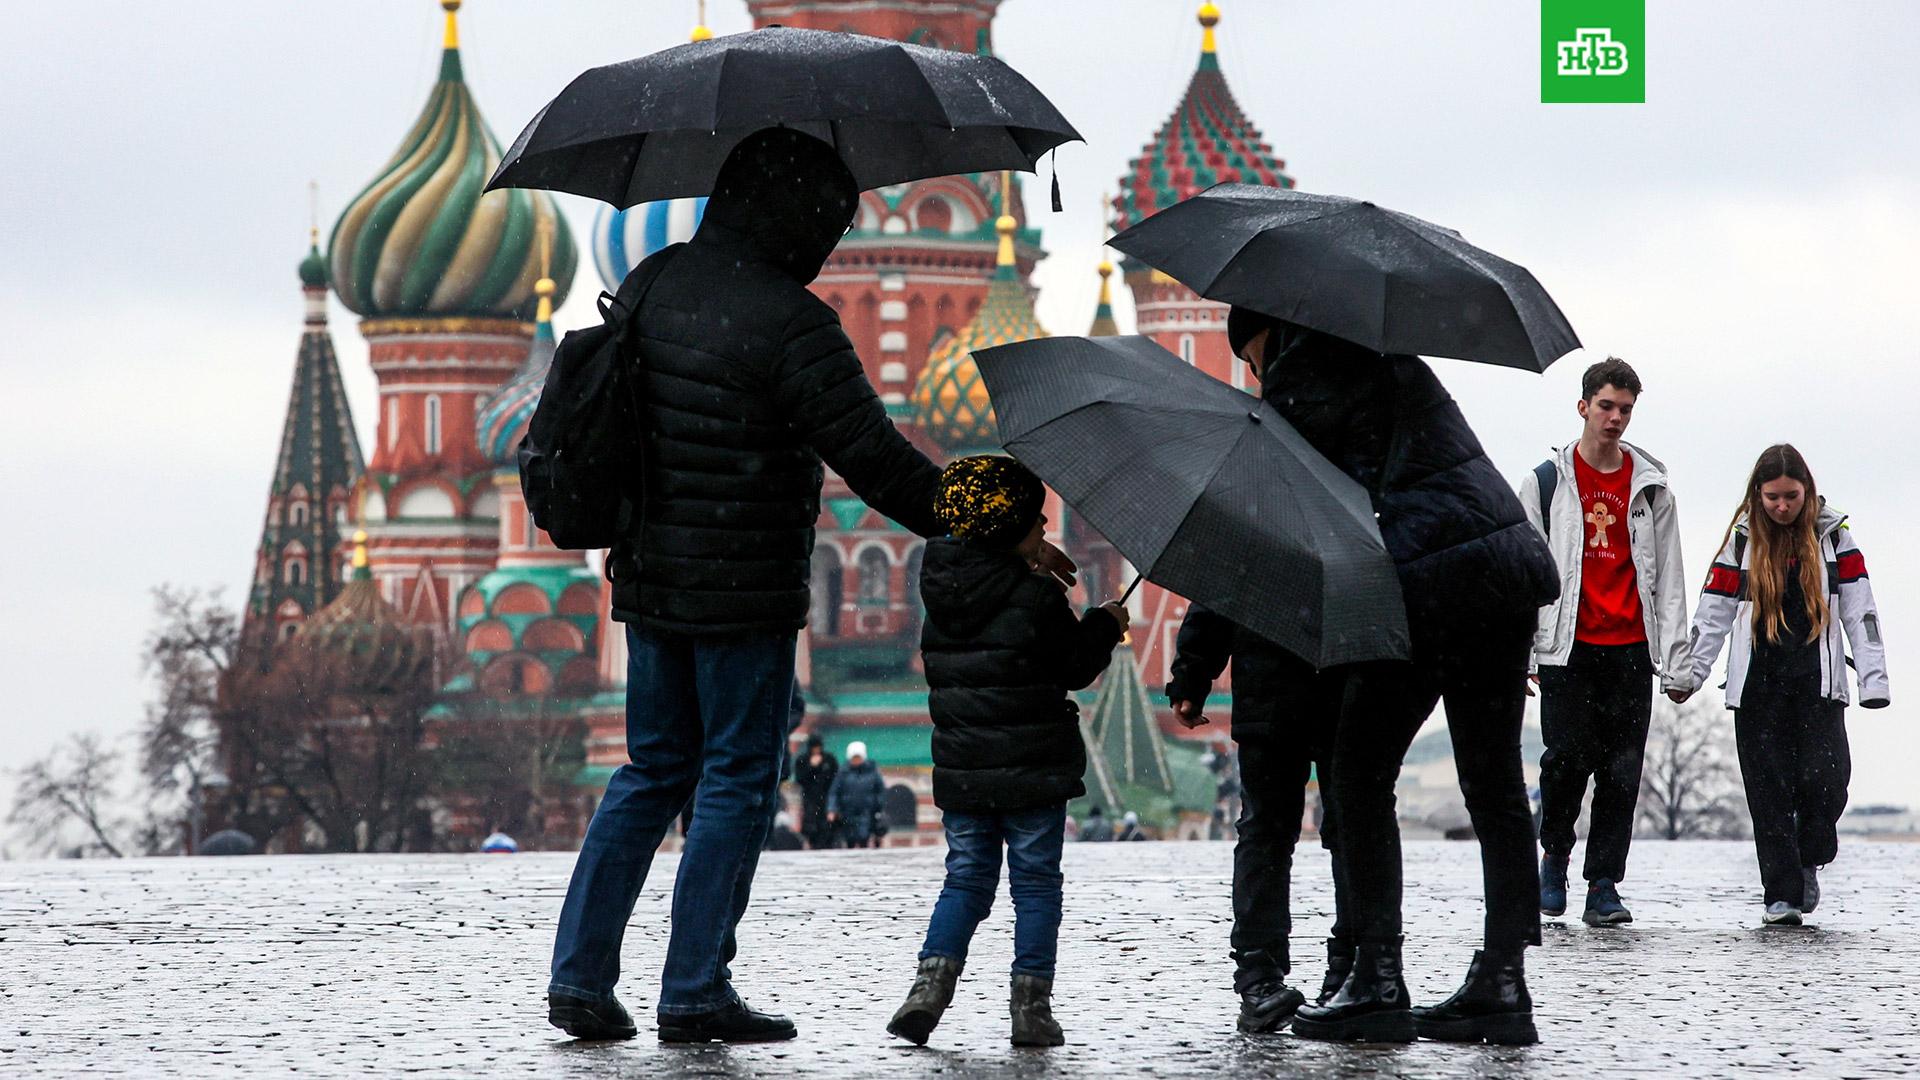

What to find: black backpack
left=517, top=246, right=680, bottom=551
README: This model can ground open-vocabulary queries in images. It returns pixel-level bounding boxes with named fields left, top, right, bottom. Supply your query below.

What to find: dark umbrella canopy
left=488, top=27, right=1081, bottom=207
left=974, top=335, right=1409, bottom=669
left=1109, top=184, right=1580, bottom=372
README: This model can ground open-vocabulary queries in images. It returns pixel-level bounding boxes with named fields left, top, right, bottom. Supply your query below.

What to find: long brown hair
left=1721, top=444, right=1829, bottom=644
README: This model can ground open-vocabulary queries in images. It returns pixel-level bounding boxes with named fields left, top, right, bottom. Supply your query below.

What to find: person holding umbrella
left=498, top=25, right=1085, bottom=1045
left=1669, top=445, right=1889, bottom=926
left=1168, top=605, right=1352, bottom=1032
left=1106, top=186, right=1572, bottom=1044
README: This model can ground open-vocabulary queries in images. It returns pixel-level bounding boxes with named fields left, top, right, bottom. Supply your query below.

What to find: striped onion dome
left=592, top=197, right=707, bottom=290
left=328, top=2, right=577, bottom=320
left=473, top=277, right=557, bottom=467
left=912, top=200, right=1046, bottom=454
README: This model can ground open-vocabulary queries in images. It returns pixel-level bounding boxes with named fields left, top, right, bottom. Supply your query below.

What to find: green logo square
left=1542, top=0, right=1645, bottom=103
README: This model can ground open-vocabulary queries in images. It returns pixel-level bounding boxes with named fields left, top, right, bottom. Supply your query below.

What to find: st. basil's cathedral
left=241, top=0, right=1296, bottom=849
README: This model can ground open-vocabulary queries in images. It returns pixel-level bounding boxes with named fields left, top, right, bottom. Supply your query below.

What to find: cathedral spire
left=244, top=225, right=368, bottom=652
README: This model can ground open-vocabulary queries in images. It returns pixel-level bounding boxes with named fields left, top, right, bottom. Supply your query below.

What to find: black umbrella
left=487, top=27, right=1081, bottom=207
left=973, top=335, right=1409, bottom=669
left=1109, top=184, right=1580, bottom=372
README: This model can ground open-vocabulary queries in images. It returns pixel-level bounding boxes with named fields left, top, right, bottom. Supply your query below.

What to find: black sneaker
left=658, top=998, right=798, bottom=1044
left=548, top=992, right=638, bottom=1041
left=1582, top=879, right=1632, bottom=926
left=1802, top=867, right=1821, bottom=913
left=1237, top=977, right=1306, bottom=1033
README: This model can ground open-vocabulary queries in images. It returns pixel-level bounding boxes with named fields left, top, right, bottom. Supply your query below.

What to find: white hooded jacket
left=1676, top=503, right=1890, bottom=709
left=1519, top=441, right=1689, bottom=688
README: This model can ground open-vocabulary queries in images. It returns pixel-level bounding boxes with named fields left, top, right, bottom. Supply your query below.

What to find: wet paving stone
left=4, top=840, right=1918, bottom=1077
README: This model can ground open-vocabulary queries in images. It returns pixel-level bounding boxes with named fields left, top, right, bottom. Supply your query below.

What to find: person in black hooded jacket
left=1219, top=311, right=1560, bottom=1047
left=1167, top=606, right=1351, bottom=1033
left=549, top=129, right=1079, bottom=1047
left=886, top=456, right=1127, bottom=1049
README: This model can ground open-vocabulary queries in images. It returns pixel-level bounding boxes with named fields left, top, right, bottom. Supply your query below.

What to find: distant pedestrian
left=766, top=812, right=805, bottom=852
left=1519, top=357, right=1689, bottom=929
left=1115, top=812, right=1150, bottom=842
left=828, top=742, right=887, bottom=849
left=1671, top=445, right=1889, bottom=926
left=1079, top=806, right=1114, bottom=843
left=792, top=735, right=839, bottom=849
left=886, top=455, right=1128, bottom=1048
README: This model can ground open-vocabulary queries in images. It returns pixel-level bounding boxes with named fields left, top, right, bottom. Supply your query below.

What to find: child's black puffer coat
left=918, top=538, right=1124, bottom=813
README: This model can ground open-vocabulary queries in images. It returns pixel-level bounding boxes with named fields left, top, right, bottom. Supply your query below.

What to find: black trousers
left=1329, top=613, right=1541, bottom=952
left=1538, top=641, right=1655, bottom=883
left=1230, top=678, right=1348, bottom=990
left=1736, top=685, right=1851, bottom=907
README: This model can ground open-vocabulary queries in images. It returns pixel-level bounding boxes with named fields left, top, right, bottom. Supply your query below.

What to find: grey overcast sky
left=2, top=2, right=1917, bottom=820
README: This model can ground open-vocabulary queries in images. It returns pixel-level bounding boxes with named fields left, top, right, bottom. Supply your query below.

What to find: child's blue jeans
left=919, top=804, right=1066, bottom=979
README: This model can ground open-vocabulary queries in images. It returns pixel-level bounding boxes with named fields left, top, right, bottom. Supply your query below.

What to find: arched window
left=1179, top=334, right=1197, bottom=365
left=289, top=502, right=309, bottom=527
left=284, top=556, right=307, bottom=585
left=858, top=548, right=891, bottom=607
left=424, top=394, right=442, bottom=455
left=279, top=622, right=300, bottom=642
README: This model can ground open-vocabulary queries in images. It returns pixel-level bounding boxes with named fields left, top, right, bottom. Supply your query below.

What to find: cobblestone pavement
left=5, top=840, right=1919, bottom=1078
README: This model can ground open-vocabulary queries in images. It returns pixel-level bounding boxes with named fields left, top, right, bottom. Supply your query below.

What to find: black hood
left=919, top=538, right=1033, bottom=639
left=696, top=127, right=858, bottom=284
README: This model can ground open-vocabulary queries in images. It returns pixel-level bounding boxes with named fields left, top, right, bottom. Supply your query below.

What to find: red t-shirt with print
left=1573, top=449, right=1646, bottom=645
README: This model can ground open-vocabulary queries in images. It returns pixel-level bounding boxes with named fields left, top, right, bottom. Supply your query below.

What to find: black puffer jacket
left=919, top=539, right=1124, bottom=813
left=610, top=129, right=942, bottom=635
left=1258, top=326, right=1559, bottom=643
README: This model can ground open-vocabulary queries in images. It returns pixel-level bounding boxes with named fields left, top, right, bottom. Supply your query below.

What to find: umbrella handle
left=1118, top=573, right=1144, bottom=605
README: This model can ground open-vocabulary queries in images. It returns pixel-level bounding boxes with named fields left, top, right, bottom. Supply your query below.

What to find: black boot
left=1238, top=980, right=1306, bottom=1033
left=548, top=992, right=638, bottom=1041
left=1316, top=938, right=1355, bottom=1007
left=1412, top=949, right=1537, bottom=1045
left=1290, top=939, right=1415, bottom=1043
left=657, top=997, right=797, bottom=1043
left=1233, top=947, right=1304, bottom=1033
left=887, top=956, right=964, bottom=1046
left=1009, top=974, right=1064, bottom=1047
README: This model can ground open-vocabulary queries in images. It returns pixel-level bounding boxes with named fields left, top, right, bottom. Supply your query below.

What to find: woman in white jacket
left=1672, top=445, right=1889, bottom=926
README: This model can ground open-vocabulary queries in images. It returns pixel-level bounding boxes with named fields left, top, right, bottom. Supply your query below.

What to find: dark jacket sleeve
left=771, top=305, right=943, bottom=537
left=1037, top=585, right=1126, bottom=691
left=1167, top=603, right=1234, bottom=707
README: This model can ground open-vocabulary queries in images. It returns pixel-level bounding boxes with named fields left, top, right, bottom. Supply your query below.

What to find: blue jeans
left=550, top=625, right=796, bottom=1014
left=919, top=805, right=1067, bottom=980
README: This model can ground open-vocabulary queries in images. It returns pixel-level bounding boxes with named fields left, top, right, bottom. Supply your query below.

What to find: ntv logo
left=1541, top=1, right=1642, bottom=102
left=1555, top=27, right=1629, bottom=77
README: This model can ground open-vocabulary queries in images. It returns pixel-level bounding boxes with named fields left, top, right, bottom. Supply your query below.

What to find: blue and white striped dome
left=593, top=198, right=708, bottom=290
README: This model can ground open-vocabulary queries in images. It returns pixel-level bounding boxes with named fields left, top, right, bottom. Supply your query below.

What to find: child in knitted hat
left=887, top=455, right=1129, bottom=1049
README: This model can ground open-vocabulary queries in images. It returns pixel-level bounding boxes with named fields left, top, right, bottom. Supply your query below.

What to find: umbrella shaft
left=1119, top=573, right=1144, bottom=605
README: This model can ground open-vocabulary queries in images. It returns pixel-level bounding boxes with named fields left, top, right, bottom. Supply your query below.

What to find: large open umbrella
left=973, top=335, right=1409, bottom=669
left=487, top=27, right=1081, bottom=207
left=1109, top=184, right=1580, bottom=372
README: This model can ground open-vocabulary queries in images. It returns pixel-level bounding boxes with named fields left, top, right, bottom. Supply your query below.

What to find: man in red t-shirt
left=1518, top=358, right=1689, bottom=928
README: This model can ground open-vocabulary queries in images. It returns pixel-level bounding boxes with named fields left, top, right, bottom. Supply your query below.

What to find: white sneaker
left=1762, top=901, right=1803, bottom=926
